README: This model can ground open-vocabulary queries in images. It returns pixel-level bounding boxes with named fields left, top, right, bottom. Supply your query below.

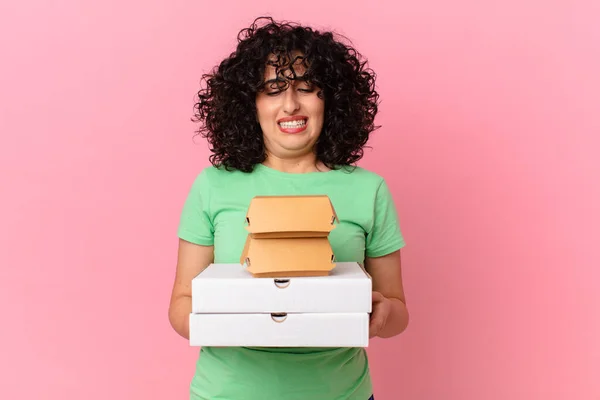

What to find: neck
left=262, top=153, right=329, bottom=173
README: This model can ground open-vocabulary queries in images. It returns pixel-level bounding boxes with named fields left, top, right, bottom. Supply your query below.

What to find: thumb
left=372, top=291, right=385, bottom=302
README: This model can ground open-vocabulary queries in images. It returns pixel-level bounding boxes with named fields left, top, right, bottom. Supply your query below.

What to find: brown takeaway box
left=240, top=195, right=339, bottom=277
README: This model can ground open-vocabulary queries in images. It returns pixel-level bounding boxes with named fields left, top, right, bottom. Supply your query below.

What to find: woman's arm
left=364, top=249, right=409, bottom=338
left=168, top=239, right=214, bottom=340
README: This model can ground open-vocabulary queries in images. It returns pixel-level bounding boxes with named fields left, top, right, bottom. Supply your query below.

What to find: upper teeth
left=279, top=120, right=306, bottom=128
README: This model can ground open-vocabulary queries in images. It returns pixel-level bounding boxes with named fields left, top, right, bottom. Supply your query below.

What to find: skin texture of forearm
left=169, top=295, right=192, bottom=340
left=379, top=297, right=409, bottom=338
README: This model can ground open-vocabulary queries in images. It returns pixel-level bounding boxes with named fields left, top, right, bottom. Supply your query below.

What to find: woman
left=168, top=16, right=409, bottom=400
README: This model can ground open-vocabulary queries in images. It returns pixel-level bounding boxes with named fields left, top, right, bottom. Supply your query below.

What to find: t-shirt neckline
left=253, top=163, right=342, bottom=179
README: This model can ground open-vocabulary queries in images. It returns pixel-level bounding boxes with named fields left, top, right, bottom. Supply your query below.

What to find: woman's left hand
left=369, top=291, right=392, bottom=338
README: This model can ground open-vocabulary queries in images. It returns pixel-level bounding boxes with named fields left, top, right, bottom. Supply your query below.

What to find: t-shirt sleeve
left=177, top=168, right=214, bottom=246
left=365, top=178, right=406, bottom=258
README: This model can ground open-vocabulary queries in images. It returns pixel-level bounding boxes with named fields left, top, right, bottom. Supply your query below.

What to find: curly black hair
left=193, top=16, right=380, bottom=172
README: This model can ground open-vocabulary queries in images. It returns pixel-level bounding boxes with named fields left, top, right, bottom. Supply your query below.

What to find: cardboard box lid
left=192, top=262, right=373, bottom=313
left=191, top=262, right=372, bottom=314
left=240, top=236, right=336, bottom=277
left=245, top=195, right=339, bottom=238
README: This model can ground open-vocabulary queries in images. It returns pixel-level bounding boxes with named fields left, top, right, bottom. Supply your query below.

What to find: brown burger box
left=240, top=195, right=338, bottom=277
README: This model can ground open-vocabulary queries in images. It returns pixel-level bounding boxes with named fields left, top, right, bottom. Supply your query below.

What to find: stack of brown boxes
left=240, top=195, right=338, bottom=277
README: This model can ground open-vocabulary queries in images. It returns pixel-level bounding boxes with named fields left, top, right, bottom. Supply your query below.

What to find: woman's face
left=255, top=53, right=325, bottom=160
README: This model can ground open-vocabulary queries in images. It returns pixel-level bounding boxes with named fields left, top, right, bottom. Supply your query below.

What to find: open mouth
left=277, top=117, right=308, bottom=132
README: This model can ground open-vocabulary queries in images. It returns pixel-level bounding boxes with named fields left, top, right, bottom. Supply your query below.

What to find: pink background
left=1, top=1, right=598, bottom=399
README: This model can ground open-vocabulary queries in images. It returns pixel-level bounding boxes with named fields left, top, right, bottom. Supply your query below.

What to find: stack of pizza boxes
left=189, top=195, right=372, bottom=347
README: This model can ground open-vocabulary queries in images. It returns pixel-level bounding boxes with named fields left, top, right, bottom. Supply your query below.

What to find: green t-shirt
left=178, top=163, right=406, bottom=400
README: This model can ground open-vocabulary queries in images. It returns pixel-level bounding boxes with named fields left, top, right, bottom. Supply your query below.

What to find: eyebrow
left=263, top=76, right=309, bottom=87
left=263, top=78, right=284, bottom=85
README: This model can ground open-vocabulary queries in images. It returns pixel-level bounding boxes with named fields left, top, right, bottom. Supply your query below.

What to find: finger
left=372, top=291, right=384, bottom=302
left=369, top=313, right=385, bottom=338
left=369, top=318, right=383, bottom=338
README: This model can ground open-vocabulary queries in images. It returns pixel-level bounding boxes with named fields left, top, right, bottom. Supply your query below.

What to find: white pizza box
left=189, top=312, right=369, bottom=347
left=191, top=262, right=372, bottom=314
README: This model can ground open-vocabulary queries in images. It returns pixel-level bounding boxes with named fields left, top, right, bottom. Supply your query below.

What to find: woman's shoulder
left=333, top=165, right=387, bottom=184
left=193, top=164, right=248, bottom=183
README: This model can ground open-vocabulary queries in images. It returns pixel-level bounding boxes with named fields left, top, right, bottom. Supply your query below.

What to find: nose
left=282, top=87, right=300, bottom=114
